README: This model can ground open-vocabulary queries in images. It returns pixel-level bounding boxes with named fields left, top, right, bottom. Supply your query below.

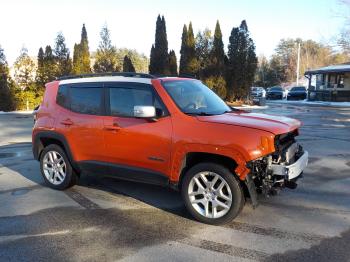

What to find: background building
left=305, top=64, right=350, bottom=102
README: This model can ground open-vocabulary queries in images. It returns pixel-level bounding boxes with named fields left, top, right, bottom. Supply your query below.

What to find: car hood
left=196, top=112, right=300, bottom=135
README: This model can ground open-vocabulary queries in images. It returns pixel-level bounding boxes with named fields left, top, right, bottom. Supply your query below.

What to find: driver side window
left=108, top=86, right=168, bottom=117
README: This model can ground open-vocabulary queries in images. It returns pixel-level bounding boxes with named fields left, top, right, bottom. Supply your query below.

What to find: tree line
left=0, top=23, right=148, bottom=111
left=0, top=15, right=258, bottom=111
left=148, top=15, right=257, bottom=100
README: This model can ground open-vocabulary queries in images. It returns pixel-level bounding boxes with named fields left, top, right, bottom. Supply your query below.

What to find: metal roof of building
left=305, top=64, right=350, bottom=75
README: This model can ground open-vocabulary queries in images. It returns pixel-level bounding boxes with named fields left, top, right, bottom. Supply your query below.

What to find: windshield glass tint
left=291, top=86, right=306, bottom=91
left=162, top=80, right=231, bottom=115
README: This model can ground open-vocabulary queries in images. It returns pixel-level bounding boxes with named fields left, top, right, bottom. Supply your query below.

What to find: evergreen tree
left=149, top=44, right=155, bottom=73
left=123, top=55, right=136, bottom=72
left=0, top=46, right=15, bottom=111
left=200, top=20, right=227, bottom=99
left=179, top=24, right=188, bottom=75
left=72, top=43, right=80, bottom=74
left=13, top=47, right=36, bottom=91
left=226, top=20, right=257, bottom=100
left=168, top=50, right=177, bottom=76
left=33, top=46, right=54, bottom=103
left=94, top=25, right=118, bottom=73
left=35, top=47, right=45, bottom=87
left=149, top=15, right=169, bottom=75
left=210, top=20, right=225, bottom=76
left=72, top=24, right=91, bottom=74
left=179, top=22, right=198, bottom=77
left=195, top=28, right=213, bottom=78
left=35, top=45, right=56, bottom=90
left=54, top=32, right=72, bottom=76
left=186, top=22, right=198, bottom=76
left=43, top=45, right=57, bottom=83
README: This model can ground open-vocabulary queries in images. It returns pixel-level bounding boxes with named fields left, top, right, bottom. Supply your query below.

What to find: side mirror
left=133, top=106, right=156, bottom=118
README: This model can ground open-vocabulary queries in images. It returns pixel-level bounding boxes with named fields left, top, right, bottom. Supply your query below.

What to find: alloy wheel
left=188, top=171, right=232, bottom=219
left=42, top=151, right=67, bottom=185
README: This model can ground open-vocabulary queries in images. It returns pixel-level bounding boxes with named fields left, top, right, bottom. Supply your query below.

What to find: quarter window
left=70, top=87, right=103, bottom=115
left=56, top=85, right=69, bottom=109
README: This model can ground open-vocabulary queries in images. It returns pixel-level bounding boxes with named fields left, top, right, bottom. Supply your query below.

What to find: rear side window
left=56, top=85, right=69, bottom=109
left=70, top=87, right=103, bottom=115
left=109, top=87, right=167, bottom=117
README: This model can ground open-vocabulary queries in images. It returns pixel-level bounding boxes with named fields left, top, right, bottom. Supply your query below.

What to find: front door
left=102, top=82, right=173, bottom=178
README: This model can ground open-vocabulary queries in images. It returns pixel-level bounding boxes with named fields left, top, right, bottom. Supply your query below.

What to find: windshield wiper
left=184, top=112, right=215, bottom=116
left=222, top=110, right=234, bottom=114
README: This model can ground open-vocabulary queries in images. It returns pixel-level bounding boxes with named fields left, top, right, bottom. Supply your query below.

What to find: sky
left=0, top=0, right=347, bottom=66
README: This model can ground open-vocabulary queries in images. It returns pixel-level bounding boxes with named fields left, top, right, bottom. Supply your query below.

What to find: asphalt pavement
left=0, top=103, right=350, bottom=261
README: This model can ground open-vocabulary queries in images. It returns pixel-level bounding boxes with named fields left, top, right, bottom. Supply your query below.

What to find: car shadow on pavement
left=78, top=173, right=191, bottom=218
left=0, top=142, right=191, bottom=220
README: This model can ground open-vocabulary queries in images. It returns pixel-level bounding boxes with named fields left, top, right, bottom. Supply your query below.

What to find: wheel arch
left=177, top=152, right=238, bottom=189
left=32, top=131, right=80, bottom=173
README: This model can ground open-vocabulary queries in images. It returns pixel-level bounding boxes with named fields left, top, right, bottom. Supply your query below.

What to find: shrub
left=203, top=76, right=227, bottom=99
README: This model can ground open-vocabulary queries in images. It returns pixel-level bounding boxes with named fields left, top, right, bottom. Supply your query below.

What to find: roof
left=56, top=72, right=196, bottom=85
left=59, top=76, right=153, bottom=85
left=305, top=64, right=350, bottom=75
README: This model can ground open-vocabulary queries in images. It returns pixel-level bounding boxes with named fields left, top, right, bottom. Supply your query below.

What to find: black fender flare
left=32, top=131, right=80, bottom=172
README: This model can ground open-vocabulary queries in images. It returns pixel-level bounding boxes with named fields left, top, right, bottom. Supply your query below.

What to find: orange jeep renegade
left=32, top=72, right=308, bottom=224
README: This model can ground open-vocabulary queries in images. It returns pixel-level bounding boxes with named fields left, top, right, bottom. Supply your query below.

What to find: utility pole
left=296, top=42, right=301, bottom=86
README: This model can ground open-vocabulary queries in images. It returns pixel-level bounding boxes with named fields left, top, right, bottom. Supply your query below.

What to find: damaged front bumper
left=270, top=150, right=308, bottom=180
left=245, top=140, right=309, bottom=208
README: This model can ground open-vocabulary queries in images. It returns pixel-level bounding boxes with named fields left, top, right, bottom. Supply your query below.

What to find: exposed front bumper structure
left=270, top=150, right=308, bottom=180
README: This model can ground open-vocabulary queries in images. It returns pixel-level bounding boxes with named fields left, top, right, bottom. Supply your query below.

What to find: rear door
left=55, top=83, right=105, bottom=162
left=102, top=82, right=173, bottom=177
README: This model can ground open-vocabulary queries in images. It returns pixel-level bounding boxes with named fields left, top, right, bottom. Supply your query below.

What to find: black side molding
left=78, top=160, right=169, bottom=187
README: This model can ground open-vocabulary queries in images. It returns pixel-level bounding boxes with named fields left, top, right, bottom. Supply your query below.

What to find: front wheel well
left=178, top=152, right=237, bottom=187
left=178, top=152, right=249, bottom=198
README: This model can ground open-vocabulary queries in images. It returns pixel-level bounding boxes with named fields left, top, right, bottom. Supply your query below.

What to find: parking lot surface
left=0, top=103, right=350, bottom=261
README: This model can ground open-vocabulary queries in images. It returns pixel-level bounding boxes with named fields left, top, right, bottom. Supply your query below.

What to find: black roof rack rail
left=56, top=72, right=156, bottom=80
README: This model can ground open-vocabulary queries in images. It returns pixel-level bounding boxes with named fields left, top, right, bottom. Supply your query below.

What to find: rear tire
left=181, top=162, right=244, bottom=225
left=40, top=144, right=77, bottom=190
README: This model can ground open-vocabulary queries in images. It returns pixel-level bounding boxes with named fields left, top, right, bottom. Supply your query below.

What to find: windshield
left=162, top=80, right=231, bottom=115
left=291, top=86, right=306, bottom=91
left=270, top=87, right=282, bottom=91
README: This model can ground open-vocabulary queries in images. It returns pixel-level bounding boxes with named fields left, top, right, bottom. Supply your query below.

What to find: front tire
left=181, top=163, right=244, bottom=225
left=40, top=144, right=77, bottom=190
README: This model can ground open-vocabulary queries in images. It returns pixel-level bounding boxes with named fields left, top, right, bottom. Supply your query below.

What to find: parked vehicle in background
left=266, top=86, right=284, bottom=100
left=32, top=72, right=308, bottom=225
left=287, top=86, right=307, bottom=100
left=250, top=87, right=266, bottom=105
left=33, top=105, right=40, bottom=123
left=250, top=87, right=266, bottom=98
